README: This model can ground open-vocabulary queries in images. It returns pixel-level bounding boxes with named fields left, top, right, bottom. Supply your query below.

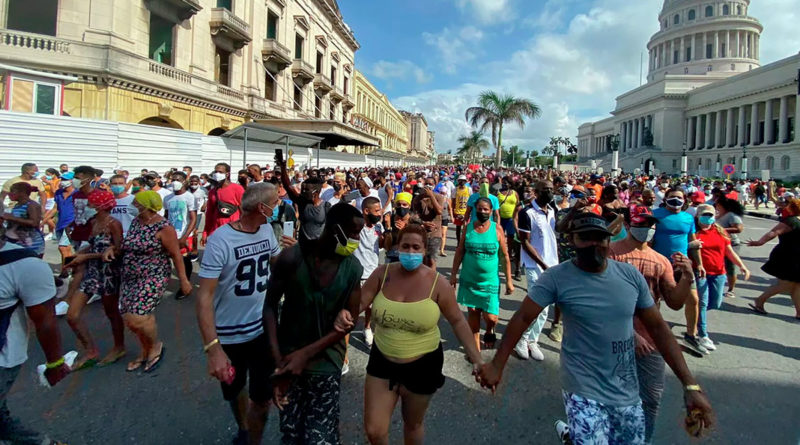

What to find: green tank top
left=459, top=222, right=500, bottom=296
left=278, top=245, right=363, bottom=375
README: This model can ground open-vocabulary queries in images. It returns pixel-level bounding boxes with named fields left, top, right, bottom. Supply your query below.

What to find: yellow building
left=344, top=70, right=409, bottom=155
left=0, top=0, right=377, bottom=146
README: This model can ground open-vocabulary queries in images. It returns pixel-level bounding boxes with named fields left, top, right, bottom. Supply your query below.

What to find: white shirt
left=155, top=188, right=172, bottom=216
left=163, top=191, right=198, bottom=239
left=517, top=200, right=559, bottom=272
left=111, top=194, right=138, bottom=237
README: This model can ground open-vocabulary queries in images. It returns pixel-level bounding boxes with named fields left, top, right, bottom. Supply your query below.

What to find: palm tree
left=456, top=131, right=490, bottom=162
left=465, top=91, right=541, bottom=166
left=503, top=145, right=525, bottom=166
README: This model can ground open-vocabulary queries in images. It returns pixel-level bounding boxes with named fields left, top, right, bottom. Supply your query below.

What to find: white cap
left=458, top=175, right=467, bottom=181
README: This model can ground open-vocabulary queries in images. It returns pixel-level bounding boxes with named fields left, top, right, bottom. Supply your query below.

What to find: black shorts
left=366, top=343, right=445, bottom=395
left=220, top=333, right=273, bottom=404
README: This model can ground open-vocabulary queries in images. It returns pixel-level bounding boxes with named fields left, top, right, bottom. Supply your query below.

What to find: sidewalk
left=743, top=205, right=779, bottom=221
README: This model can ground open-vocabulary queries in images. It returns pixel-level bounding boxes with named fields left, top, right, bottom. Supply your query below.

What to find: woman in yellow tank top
left=335, top=224, right=484, bottom=445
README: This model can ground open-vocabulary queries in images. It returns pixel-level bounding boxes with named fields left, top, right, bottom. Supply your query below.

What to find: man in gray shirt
left=478, top=214, right=715, bottom=444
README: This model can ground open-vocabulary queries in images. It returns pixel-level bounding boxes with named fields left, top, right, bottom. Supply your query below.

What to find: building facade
left=578, top=0, right=800, bottom=179
left=0, top=0, right=367, bottom=138
left=346, top=70, right=409, bottom=155
left=400, top=110, right=434, bottom=160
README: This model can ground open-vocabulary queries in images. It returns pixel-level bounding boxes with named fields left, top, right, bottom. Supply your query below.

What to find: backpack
left=0, top=248, right=39, bottom=351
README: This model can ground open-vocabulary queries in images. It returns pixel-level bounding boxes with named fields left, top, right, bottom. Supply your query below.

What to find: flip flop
left=144, top=346, right=165, bottom=373
left=75, top=357, right=98, bottom=371
left=97, top=350, right=127, bottom=367
left=748, top=303, right=768, bottom=315
left=126, top=359, right=145, bottom=372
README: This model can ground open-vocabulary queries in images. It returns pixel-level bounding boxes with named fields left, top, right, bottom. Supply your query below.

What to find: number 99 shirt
left=198, top=224, right=280, bottom=345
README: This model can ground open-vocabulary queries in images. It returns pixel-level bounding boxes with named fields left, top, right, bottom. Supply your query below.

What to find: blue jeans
left=521, top=266, right=549, bottom=343
left=696, top=274, right=727, bottom=338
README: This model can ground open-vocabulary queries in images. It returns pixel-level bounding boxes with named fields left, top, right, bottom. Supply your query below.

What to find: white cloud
left=455, top=0, right=514, bottom=24
left=748, top=0, right=800, bottom=64
left=369, top=60, right=432, bottom=84
left=422, top=26, right=485, bottom=74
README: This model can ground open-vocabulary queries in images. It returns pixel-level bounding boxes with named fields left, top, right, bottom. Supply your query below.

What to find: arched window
left=723, top=4, right=730, bottom=15
left=674, top=14, right=680, bottom=25
left=752, top=157, right=759, bottom=170
left=781, top=156, right=791, bottom=170
left=688, top=9, right=696, bottom=20
left=705, top=6, right=713, bottom=17
left=766, top=156, right=775, bottom=170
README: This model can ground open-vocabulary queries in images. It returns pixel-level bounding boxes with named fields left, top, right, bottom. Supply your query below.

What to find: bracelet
left=684, top=384, right=702, bottom=392
left=45, top=357, right=65, bottom=369
left=203, top=338, right=220, bottom=353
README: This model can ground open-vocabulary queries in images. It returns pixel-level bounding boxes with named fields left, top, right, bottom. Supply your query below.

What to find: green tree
left=465, top=91, right=541, bottom=167
left=456, top=130, right=490, bottom=162
left=503, top=145, right=525, bottom=166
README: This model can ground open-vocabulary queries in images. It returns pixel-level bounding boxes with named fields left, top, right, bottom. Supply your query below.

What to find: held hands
left=474, top=360, right=503, bottom=394
left=65, top=253, right=87, bottom=268
left=333, top=309, right=355, bottom=333
left=274, top=349, right=310, bottom=378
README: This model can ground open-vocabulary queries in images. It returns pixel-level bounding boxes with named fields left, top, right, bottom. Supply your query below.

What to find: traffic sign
left=723, top=164, right=735, bottom=175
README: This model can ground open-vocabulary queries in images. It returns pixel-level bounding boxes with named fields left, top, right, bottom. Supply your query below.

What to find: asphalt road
left=8, top=215, right=800, bottom=444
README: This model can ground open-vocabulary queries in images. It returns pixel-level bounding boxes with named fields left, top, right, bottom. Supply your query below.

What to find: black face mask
left=333, top=183, right=342, bottom=192
left=395, top=207, right=410, bottom=217
left=476, top=212, right=491, bottom=223
left=574, top=246, right=607, bottom=270
left=366, top=214, right=381, bottom=224
left=537, top=191, right=553, bottom=203
left=238, top=177, right=248, bottom=186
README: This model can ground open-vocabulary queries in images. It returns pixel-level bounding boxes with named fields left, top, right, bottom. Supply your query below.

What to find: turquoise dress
left=457, top=221, right=500, bottom=315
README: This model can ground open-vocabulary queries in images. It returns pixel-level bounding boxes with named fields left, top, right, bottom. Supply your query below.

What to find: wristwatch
left=684, top=384, right=702, bottom=392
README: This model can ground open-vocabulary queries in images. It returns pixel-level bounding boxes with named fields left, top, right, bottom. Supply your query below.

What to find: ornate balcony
left=330, top=86, right=344, bottom=103
left=210, top=8, right=252, bottom=50
left=292, top=59, right=314, bottom=85
left=313, top=73, right=332, bottom=94
left=261, top=39, right=292, bottom=71
left=144, top=0, right=202, bottom=23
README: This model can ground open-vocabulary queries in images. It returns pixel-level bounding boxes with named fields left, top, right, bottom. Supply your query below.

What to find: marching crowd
left=1, top=158, right=799, bottom=445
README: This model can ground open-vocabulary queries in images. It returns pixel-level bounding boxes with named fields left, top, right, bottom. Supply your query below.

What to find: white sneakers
left=555, top=420, right=571, bottom=444
left=341, top=362, right=349, bottom=375
left=699, top=336, right=717, bottom=351
left=364, top=327, right=374, bottom=347
left=514, top=339, right=545, bottom=361
left=55, top=301, right=69, bottom=317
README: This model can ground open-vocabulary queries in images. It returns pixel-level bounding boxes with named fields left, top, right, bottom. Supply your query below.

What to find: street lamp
left=741, top=143, right=748, bottom=179
left=680, top=143, right=688, bottom=177
left=610, top=134, right=621, bottom=177
left=715, top=154, right=722, bottom=177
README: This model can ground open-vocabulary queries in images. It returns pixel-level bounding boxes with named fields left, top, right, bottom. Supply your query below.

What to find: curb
left=745, top=211, right=779, bottom=221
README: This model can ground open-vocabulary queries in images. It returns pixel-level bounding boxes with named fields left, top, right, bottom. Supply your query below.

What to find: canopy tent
left=221, top=122, right=323, bottom=169
left=256, top=119, right=380, bottom=148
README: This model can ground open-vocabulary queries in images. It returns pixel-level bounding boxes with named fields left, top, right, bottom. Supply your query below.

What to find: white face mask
left=171, top=180, right=184, bottom=191
left=72, top=178, right=84, bottom=189
left=212, top=172, right=227, bottom=182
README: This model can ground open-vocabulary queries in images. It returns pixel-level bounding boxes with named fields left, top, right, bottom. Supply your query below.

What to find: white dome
left=647, top=0, right=762, bottom=82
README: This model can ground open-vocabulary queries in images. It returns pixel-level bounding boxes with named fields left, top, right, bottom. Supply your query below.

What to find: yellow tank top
left=371, top=266, right=441, bottom=359
left=454, top=186, right=470, bottom=216
left=498, top=191, right=518, bottom=219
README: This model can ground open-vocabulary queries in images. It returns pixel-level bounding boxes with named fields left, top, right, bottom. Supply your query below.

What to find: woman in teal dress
left=450, top=197, right=514, bottom=351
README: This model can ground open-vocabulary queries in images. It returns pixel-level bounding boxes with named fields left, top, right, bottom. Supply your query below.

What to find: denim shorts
left=562, top=391, right=645, bottom=444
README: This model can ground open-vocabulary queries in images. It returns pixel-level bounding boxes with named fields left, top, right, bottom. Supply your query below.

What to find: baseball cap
left=61, top=172, right=75, bottom=180
left=691, top=191, right=706, bottom=204
left=630, top=205, right=657, bottom=225
left=457, top=174, right=467, bottom=181
left=568, top=214, right=612, bottom=235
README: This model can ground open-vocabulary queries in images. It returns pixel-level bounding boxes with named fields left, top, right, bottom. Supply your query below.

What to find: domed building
left=577, top=0, right=799, bottom=179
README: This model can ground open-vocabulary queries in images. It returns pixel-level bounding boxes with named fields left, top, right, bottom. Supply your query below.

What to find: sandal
left=126, top=359, right=145, bottom=372
left=724, top=292, right=736, bottom=298
left=98, top=350, right=126, bottom=367
left=74, top=356, right=98, bottom=371
left=144, top=345, right=165, bottom=373
left=483, top=332, right=497, bottom=349
left=748, top=303, right=768, bottom=315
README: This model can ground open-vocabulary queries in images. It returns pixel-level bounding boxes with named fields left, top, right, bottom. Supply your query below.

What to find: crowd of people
left=1, top=157, right=799, bottom=445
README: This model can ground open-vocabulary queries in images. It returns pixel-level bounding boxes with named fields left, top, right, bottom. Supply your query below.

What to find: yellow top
left=371, top=266, right=441, bottom=359
left=498, top=191, right=518, bottom=219
left=454, top=186, right=470, bottom=216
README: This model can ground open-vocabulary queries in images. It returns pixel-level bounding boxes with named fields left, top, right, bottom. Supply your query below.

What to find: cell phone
left=64, top=256, right=76, bottom=265
left=283, top=221, right=294, bottom=235
left=275, top=149, right=284, bottom=164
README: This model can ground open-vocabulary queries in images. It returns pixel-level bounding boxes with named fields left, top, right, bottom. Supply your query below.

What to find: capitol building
left=577, top=0, right=799, bottom=180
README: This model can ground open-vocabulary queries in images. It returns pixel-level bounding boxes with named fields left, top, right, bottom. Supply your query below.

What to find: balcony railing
left=148, top=61, right=191, bottom=84
left=261, top=39, right=292, bottom=70
left=0, top=30, right=70, bottom=54
left=313, top=73, right=332, bottom=93
left=210, top=8, right=252, bottom=49
left=291, top=59, right=314, bottom=84
left=217, top=84, right=244, bottom=101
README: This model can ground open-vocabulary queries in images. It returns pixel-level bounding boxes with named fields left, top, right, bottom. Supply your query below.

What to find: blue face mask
left=610, top=226, right=627, bottom=243
left=699, top=215, right=715, bottom=226
left=110, top=185, right=125, bottom=195
left=398, top=252, right=424, bottom=271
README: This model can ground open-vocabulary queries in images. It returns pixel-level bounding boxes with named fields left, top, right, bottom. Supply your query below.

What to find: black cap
left=568, top=214, right=612, bottom=235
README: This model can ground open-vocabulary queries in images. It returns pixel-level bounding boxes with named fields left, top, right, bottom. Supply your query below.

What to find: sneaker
left=174, top=290, right=189, bottom=301
left=555, top=420, right=572, bottom=444
left=87, top=294, right=101, bottom=305
left=528, top=342, right=544, bottom=361
left=683, top=333, right=709, bottom=355
left=364, top=327, right=374, bottom=347
left=54, top=280, right=69, bottom=300
left=189, top=253, right=199, bottom=263
left=43, top=233, right=53, bottom=241
left=698, top=336, right=716, bottom=351
left=55, top=301, right=69, bottom=317
left=341, top=362, right=349, bottom=375
left=548, top=323, right=563, bottom=343
left=513, top=339, right=530, bottom=360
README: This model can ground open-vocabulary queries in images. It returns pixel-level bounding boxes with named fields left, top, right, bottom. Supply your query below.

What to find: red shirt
left=725, top=191, right=738, bottom=200
left=696, top=227, right=731, bottom=275
left=204, top=183, right=244, bottom=237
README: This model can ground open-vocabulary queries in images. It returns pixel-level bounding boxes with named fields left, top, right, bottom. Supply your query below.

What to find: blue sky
left=338, top=0, right=799, bottom=154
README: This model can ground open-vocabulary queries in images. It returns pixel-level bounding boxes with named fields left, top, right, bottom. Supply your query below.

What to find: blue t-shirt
left=53, top=189, right=75, bottom=231
left=651, top=207, right=695, bottom=258
left=466, top=193, right=500, bottom=221
left=528, top=260, right=654, bottom=406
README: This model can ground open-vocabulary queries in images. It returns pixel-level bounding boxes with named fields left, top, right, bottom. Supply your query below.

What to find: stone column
left=714, top=111, right=723, bottom=147
left=737, top=105, right=746, bottom=145
left=735, top=31, right=740, bottom=58
left=669, top=40, right=674, bottom=65
left=695, top=116, right=703, bottom=149
left=726, top=107, right=735, bottom=146
left=714, top=32, right=719, bottom=59
left=702, top=32, right=707, bottom=59
left=725, top=30, right=730, bottom=57
left=795, top=94, right=800, bottom=142
left=626, top=121, right=632, bottom=149
left=691, top=34, right=696, bottom=61
left=686, top=118, right=693, bottom=148
left=705, top=112, right=713, bottom=148
left=778, top=96, right=788, bottom=143
left=750, top=102, right=759, bottom=145
left=681, top=37, right=686, bottom=62
left=764, top=99, right=773, bottom=144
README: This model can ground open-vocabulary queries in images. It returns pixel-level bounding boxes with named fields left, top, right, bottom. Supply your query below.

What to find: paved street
left=9, top=215, right=800, bottom=444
